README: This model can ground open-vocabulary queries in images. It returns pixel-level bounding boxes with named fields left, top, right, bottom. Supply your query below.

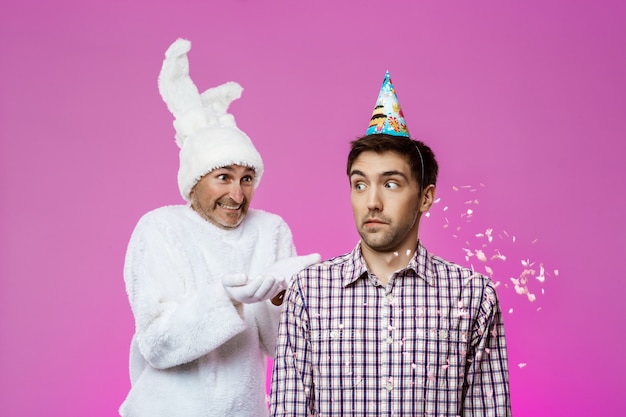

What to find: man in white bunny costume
left=119, top=38, right=320, bottom=417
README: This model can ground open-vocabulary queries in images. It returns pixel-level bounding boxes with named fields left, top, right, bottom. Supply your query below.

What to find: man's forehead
left=351, top=151, right=411, bottom=175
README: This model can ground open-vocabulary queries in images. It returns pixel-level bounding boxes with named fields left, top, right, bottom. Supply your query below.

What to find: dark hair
left=346, top=133, right=438, bottom=191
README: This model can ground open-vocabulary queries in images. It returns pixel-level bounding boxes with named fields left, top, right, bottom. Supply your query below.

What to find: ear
left=419, top=184, right=436, bottom=213
left=188, top=184, right=197, bottom=203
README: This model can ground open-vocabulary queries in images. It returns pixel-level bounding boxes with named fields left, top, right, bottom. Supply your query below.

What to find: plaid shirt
left=270, top=241, right=511, bottom=417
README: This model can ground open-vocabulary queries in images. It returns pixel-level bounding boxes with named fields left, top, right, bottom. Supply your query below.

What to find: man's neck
left=360, top=242, right=418, bottom=286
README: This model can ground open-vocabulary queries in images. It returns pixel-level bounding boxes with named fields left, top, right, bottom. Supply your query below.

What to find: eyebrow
left=349, top=169, right=409, bottom=181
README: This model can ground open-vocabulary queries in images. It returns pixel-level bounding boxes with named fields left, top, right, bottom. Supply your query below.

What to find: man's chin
left=221, top=218, right=244, bottom=229
left=359, top=234, right=393, bottom=252
left=209, top=213, right=246, bottom=230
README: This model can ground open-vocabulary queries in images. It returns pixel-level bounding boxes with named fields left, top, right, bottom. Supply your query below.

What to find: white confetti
left=536, top=264, right=545, bottom=283
left=491, top=251, right=506, bottom=261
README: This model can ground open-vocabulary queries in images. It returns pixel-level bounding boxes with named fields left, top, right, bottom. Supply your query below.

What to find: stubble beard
left=358, top=210, right=420, bottom=253
left=192, top=196, right=248, bottom=230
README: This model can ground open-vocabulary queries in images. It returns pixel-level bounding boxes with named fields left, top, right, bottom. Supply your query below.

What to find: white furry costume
left=119, top=206, right=295, bottom=417
left=120, top=38, right=316, bottom=417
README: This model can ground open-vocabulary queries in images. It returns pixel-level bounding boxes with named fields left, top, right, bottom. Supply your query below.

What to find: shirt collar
left=342, top=243, right=368, bottom=287
left=345, top=240, right=436, bottom=287
left=409, top=241, right=437, bottom=286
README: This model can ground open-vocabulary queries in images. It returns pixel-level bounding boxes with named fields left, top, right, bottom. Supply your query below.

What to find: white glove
left=222, top=254, right=321, bottom=305
left=221, top=273, right=283, bottom=305
left=260, top=253, right=321, bottom=305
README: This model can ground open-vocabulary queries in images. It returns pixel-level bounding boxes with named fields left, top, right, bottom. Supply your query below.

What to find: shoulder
left=430, top=253, right=495, bottom=288
left=428, top=253, right=503, bottom=310
left=137, top=205, right=188, bottom=222
left=319, top=252, right=354, bottom=268
left=131, top=205, right=195, bottom=237
left=245, top=208, right=287, bottom=225
left=244, top=209, right=293, bottom=233
left=294, top=251, right=354, bottom=284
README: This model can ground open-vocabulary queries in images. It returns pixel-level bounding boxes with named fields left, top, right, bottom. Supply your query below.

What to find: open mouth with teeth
left=218, top=202, right=242, bottom=210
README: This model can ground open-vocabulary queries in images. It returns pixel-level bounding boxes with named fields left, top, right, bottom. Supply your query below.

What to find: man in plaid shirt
left=270, top=132, right=511, bottom=416
left=270, top=73, right=511, bottom=417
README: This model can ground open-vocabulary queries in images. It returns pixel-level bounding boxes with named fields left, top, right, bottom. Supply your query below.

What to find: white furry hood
left=158, top=38, right=264, bottom=201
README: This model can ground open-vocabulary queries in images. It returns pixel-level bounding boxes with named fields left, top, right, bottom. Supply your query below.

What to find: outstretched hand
left=221, top=253, right=321, bottom=306
left=221, top=273, right=283, bottom=305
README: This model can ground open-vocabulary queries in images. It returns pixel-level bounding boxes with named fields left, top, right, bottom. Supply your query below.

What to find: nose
left=229, top=183, right=244, bottom=204
left=366, top=186, right=382, bottom=211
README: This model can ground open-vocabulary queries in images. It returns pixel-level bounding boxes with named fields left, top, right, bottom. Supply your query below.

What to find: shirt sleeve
left=463, top=282, right=512, bottom=416
left=270, top=276, right=316, bottom=417
left=124, top=214, right=246, bottom=369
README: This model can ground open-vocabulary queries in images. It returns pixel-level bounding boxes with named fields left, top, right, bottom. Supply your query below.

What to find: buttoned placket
left=382, top=275, right=401, bottom=416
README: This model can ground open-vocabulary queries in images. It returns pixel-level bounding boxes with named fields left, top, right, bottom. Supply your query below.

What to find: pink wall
left=1, top=0, right=625, bottom=415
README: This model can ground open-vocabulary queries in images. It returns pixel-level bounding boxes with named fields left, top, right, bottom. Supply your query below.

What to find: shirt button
left=386, top=382, right=393, bottom=391
left=386, top=337, right=393, bottom=345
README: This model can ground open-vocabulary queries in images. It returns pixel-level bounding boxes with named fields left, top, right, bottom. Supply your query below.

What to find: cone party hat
left=366, top=71, right=410, bottom=137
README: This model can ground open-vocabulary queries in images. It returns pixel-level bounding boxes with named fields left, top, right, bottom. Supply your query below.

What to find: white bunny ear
left=157, top=38, right=202, bottom=119
left=200, top=81, right=243, bottom=126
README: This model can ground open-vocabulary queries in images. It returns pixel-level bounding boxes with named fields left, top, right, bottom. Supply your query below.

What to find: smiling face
left=189, top=165, right=255, bottom=229
left=350, top=150, right=433, bottom=255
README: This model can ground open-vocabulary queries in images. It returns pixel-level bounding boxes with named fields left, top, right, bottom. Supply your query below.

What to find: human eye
left=217, top=174, right=229, bottom=181
left=352, top=182, right=366, bottom=191
left=242, top=175, right=254, bottom=183
left=385, top=181, right=399, bottom=190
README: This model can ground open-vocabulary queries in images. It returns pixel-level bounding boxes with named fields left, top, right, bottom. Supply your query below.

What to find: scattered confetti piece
left=536, top=264, right=545, bottom=283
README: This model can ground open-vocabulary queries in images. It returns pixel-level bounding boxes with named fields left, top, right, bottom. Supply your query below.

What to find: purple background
left=1, top=1, right=625, bottom=415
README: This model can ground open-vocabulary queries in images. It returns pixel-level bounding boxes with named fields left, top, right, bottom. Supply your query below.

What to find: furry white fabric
left=119, top=206, right=296, bottom=417
left=158, top=38, right=264, bottom=201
